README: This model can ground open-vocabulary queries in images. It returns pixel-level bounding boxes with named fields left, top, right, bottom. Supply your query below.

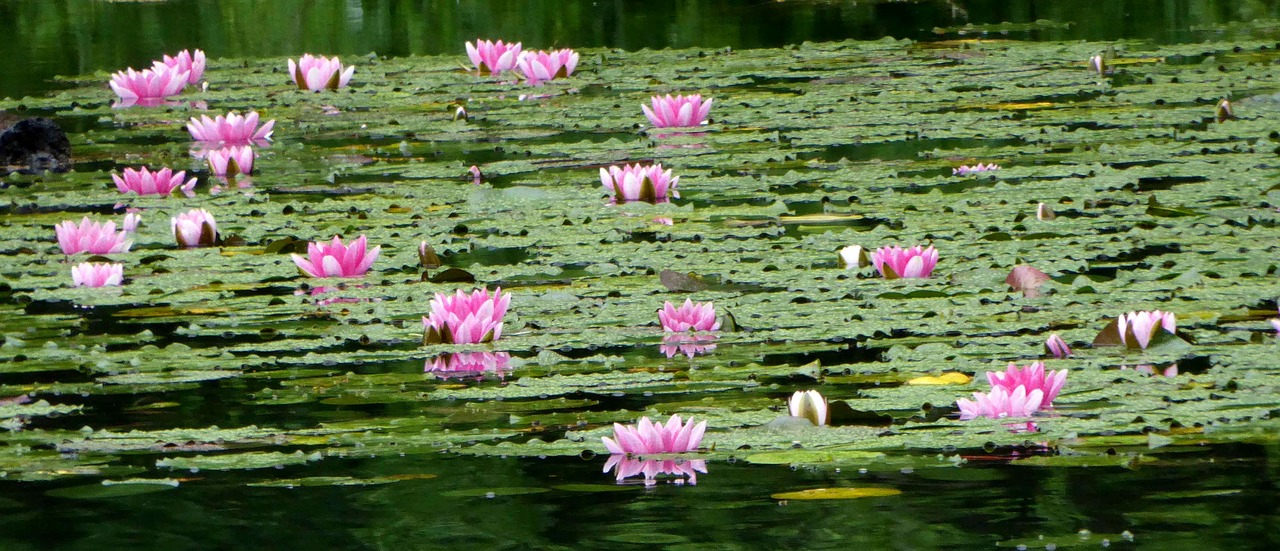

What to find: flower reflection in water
left=659, top=334, right=717, bottom=358
left=424, top=352, right=512, bottom=379
left=295, top=285, right=375, bottom=307
left=603, top=456, right=707, bottom=486
left=1121, top=363, right=1179, bottom=378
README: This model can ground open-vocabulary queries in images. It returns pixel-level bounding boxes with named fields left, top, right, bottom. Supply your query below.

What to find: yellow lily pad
left=771, top=487, right=902, bottom=500
left=906, top=372, right=972, bottom=385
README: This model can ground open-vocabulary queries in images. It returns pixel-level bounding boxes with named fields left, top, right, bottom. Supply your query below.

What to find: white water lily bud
left=837, top=245, right=867, bottom=269
left=788, top=390, right=829, bottom=427
left=1037, top=202, right=1056, bottom=221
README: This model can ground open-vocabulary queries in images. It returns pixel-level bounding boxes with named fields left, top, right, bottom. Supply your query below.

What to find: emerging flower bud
left=1037, top=202, right=1056, bottom=220
left=171, top=208, right=219, bottom=248
left=1088, top=55, right=1105, bottom=75
left=418, top=241, right=442, bottom=269
left=837, top=245, right=867, bottom=269
left=1216, top=98, right=1234, bottom=123
left=454, top=106, right=468, bottom=121
left=788, top=390, right=829, bottom=426
left=1044, top=334, right=1072, bottom=358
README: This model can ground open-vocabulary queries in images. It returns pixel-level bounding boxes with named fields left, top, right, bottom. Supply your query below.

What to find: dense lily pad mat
left=0, top=37, right=1278, bottom=488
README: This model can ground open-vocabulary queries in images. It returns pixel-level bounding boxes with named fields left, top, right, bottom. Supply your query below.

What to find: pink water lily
left=659, top=299, right=720, bottom=332
left=603, top=456, right=707, bottom=486
left=55, top=217, right=133, bottom=255
left=206, top=146, right=255, bottom=177
left=466, top=39, right=522, bottom=75
left=122, top=212, right=142, bottom=233
left=421, top=287, right=511, bottom=344
left=291, top=235, right=380, bottom=278
left=288, top=54, right=355, bottom=91
left=956, top=385, right=1045, bottom=420
left=71, top=262, right=124, bottom=288
left=602, top=414, right=706, bottom=455
left=1117, top=310, right=1177, bottom=350
left=109, top=66, right=188, bottom=103
left=153, top=49, right=205, bottom=85
left=424, top=351, right=512, bottom=379
left=517, top=48, right=579, bottom=85
left=871, top=245, right=938, bottom=279
left=171, top=209, right=218, bottom=248
left=1044, top=334, right=1072, bottom=358
left=600, top=163, right=679, bottom=203
left=986, top=362, right=1067, bottom=405
left=953, top=163, right=1000, bottom=176
left=187, top=111, right=275, bottom=146
left=112, top=167, right=196, bottom=196
left=642, top=94, right=713, bottom=128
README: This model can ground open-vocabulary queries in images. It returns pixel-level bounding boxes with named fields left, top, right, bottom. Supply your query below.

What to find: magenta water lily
left=421, top=287, right=511, bottom=345
left=956, top=386, right=1045, bottom=420
left=1115, top=310, right=1177, bottom=350
left=206, top=146, right=255, bottom=177
left=109, top=66, right=188, bottom=104
left=517, top=48, right=578, bottom=85
left=55, top=217, right=132, bottom=255
left=71, top=262, right=124, bottom=288
left=466, top=39, right=522, bottom=75
left=602, top=414, right=706, bottom=455
left=600, top=163, right=679, bottom=203
left=987, top=362, right=1067, bottom=405
left=113, top=167, right=196, bottom=196
left=288, top=54, right=355, bottom=91
left=642, top=94, right=713, bottom=128
left=291, top=235, right=380, bottom=278
left=953, top=163, right=999, bottom=176
left=604, top=456, right=706, bottom=486
left=154, top=49, right=205, bottom=85
left=659, top=299, right=720, bottom=332
left=188, top=111, right=275, bottom=146
left=871, top=245, right=938, bottom=279
left=1044, top=334, right=1071, bottom=358
left=171, top=209, right=218, bottom=248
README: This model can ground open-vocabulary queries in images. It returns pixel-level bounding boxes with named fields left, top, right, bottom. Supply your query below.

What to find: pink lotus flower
left=171, top=209, right=218, bottom=248
left=71, top=262, right=124, bottom=288
left=953, top=163, right=1000, bottom=176
left=187, top=111, right=275, bottom=146
left=291, top=235, right=381, bottom=278
left=516, top=48, right=579, bottom=85
left=422, top=287, right=512, bottom=344
left=206, top=146, right=255, bottom=177
left=602, top=414, right=706, bottom=455
left=112, top=167, right=196, bottom=196
left=642, top=94, right=713, bottom=128
left=600, top=163, right=679, bottom=203
left=603, top=456, right=707, bottom=486
left=153, top=49, right=205, bottom=85
left=1117, top=310, right=1177, bottom=350
left=986, top=362, right=1067, bottom=405
left=424, top=351, right=512, bottom=379
left=659, top=299, right=720, bottom=332
left=871, top=245, right=938, bottom=279
left=288, top=54, right=355, bottom=91
left=659, top=334, right=717, bottom=359
left=956, top=385, right=1044, bottom=420
left=788, top=390, right=829, bottom=426
left=1044, top=334, right=1071, bottom=358
left=55, top=217, right=133, bottom=255
left=109, top=66, right=188, bottom=103
left=466, top=39, right=522, bottom=75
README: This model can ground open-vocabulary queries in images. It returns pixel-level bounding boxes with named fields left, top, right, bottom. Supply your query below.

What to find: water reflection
left=1121, top=363, right=1179, bottom=377
left=603, top=455, right=707, bottom=486
left=659, top=334, right=717, bottom=358
left=424, top=351, right=512, bottom=379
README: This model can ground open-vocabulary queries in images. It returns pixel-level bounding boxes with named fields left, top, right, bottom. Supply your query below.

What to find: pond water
left=3, top=1, right=1280, bottom=550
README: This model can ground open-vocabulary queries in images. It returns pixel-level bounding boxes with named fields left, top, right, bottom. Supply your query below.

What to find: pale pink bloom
left=659, top=299, right=720, bottom=332
left=871, top=245, right=939, bottom=279
left=1272, top=318, right=1280, bottom=334
left=71, top=262, right=124, bottom=288
left=466, top=39, right=522, bottom=75
left=600, top=163, right=679, bottom=203
left=1045, top=334, right=1072, bottom=358
left=1088, top=55, right=1105, bottom=75
left=153, top=49, right=205, bottom=85
left=1117, top=310, right=1177, bottom=350
left=288, top=54, right=355, bottom=91
left=653, top=217, right=674, bottom=226
left=109, top=66, right=189, bottom=102
left=986, top=362, right=1067, bottom=405
left=642, top=94, right=713, bottom=128
left=421, top=287, right=512, bottom=344
left=424, top=352, right=512, bottom=379
left=956, top=385, right=1044, bottom=420
left=206, top=146, right=255, bottom=177
left=187, top=111, right=275, bottom=146
left=659, top=334, right=716, bottom=359
left=469, top=165, right=483, bottom=185
left=170, top=209, right=218, bottom=248
left=603, top=456, right=707, bottom=486
left=516, top=48, right=579, bottom=85
left=788, top=390, right=829, bottom=426
left=112, top=167, right=196, bottom=196
left=55, top=217, right=133, bottom=255
left=1122, top=364, right=1179, bottom=378
left=953, top=163, right=1000, bottom=176
left=291, top=235, right=381, bottom=278
left=602, top=414, right=706, bottom=455
left=122, top=212, right=142, bottom=233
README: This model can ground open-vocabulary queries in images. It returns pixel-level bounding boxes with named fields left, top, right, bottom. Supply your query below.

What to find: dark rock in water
left=0, top=117, right=72, bottom=173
